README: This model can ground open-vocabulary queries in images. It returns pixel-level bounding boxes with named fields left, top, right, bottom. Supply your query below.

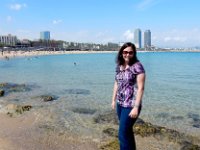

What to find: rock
left=42, top=96, right=54, bottom=102
left=103, top=128, right=118, bottom=137
left=0, top=90, right=4, bottom=96
left=5, top=104, right=32, bottom=116
left=99, top=139, right=119, bottom=150
left=156, top=112, right=170, bottom=118
left=171, top=116, right=184, bottom=120
left=188, top=113, right=199, bottom=120
left=0, top=82, right=31, bottom=95
left=71, top=107, right=96, bottom=115
left=0, top=83, right=9, bottom=88
left=93, top=111, right=118, bottom=125
left=134, top=121, right=158, bottom=137
left=192, top=119, right=200, bottom=128
left=64, top=89, right=90, bottom=95
left=94, top=111, right=200, bottom=148
left=180, top=141, right=200, bottom=150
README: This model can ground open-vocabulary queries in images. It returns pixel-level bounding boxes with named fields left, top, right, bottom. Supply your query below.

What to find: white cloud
left=123, top=30, right=133, bottom=41
left=52, top=20, right=62, bottom=24
left=163, top=36, right=187, bottom=42
left=153, top=28, right=200, bottom=48
left=6, top=16, right=12, bottom=22
left=9, top=3, right=27, bottom=11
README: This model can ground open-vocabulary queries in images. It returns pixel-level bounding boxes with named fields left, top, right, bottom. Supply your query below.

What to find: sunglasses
left=122, top=51, right=134, bottom=55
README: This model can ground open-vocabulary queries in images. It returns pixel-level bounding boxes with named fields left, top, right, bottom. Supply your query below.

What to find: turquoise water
left=0, top=52, right=200, bottom=138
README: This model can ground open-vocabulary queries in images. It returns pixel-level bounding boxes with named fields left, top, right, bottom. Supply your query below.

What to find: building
left=0, top=34, right=18, bottom=46
left=134, top=29, right=142, bottom=48
left=40, top=31, right=50, bottom=41
left=144, top=30, right=151, bottom=49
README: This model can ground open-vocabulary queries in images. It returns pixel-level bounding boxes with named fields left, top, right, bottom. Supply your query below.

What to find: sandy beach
left=1, top=49, right=200, bottom=60
left=0, top=50, right=117, bottom=60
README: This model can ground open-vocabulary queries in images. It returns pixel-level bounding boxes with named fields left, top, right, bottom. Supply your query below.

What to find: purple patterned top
left=115, top=62, right=145, bottom=108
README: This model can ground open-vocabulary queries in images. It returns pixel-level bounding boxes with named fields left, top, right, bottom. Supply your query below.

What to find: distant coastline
left=1, top=49, right=200, bottom=59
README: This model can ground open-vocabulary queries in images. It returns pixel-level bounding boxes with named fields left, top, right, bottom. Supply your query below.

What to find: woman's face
left=122, top=46, right=134, bottom=64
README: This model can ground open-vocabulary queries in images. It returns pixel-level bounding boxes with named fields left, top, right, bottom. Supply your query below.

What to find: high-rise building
left=40, top=31, right=50, bottom=41
left=0, top=34, right=18, bottom=46
left=144, top=30, right=151, bottom=48
left=134, top=29, right=142, bottom=48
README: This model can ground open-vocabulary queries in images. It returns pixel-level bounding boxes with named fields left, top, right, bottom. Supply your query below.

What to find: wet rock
left=188, top=113, right=200, bottom=128
left=180, top=141, right=200, bottom=150
left=103, top=128, right=118, bottom=137
left=42, top=96, right=54, bottom=102
left=99, top=139, right=119, bottom=150
left=171, top=116, right=184, bottom=121
left=71, top=107, right=96, bottom=115
left=192, top=118, right=200, bottom=128
left=34, top=95, right=58, bottom=102
left=93, top=111, right=118, bottom=125
left=97, top=113, right=200, bottom=149
left=5, top=104, right=32, bottom=117
left=134, top=120, right=158, bottom=137
left=0, top=83, right=8, bottom=87
left=0, top=89, right=4, bottom=96
left=0, top=82, right=31, bottom=94
left=188, top=113, right=199, bottom=120
left=64, top=89, right=90, bottom=95
left=134, top=118, right=200, bottom=148
left=156, top=112, right=170, bottom=118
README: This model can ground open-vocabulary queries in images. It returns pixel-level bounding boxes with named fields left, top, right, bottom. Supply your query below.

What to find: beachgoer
left=112, top=42, right=145, bottom=150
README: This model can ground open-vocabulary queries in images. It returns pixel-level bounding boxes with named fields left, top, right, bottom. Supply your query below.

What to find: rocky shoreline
left=1, top=82, right=200, bottom=150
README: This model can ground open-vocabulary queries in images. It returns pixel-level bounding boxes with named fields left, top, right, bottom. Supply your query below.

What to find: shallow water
left=0, top=52, right=200, bottom=139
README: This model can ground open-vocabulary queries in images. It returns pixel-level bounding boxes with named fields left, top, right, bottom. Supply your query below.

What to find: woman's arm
left=129, top=73, right=145, bottom=118
left=111, top=80, right=118, bottom=109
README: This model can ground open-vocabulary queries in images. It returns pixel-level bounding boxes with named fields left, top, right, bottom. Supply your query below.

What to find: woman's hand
left=129, top=107, right=138, bottom=118
left=111, top=101, right=116, bottom=110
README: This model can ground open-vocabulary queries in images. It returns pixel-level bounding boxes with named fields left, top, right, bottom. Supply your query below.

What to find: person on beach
left=112, top=42, right=145, bottom=150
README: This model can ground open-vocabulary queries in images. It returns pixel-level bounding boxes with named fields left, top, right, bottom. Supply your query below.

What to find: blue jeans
left=117, top=104, right=141, bottom=150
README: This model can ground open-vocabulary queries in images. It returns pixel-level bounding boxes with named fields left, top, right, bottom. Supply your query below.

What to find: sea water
left=0, top=52, right=200, bottom=139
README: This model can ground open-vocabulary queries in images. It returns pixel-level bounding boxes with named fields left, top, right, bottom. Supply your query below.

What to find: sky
left=0, top=0, right=200, bottom=48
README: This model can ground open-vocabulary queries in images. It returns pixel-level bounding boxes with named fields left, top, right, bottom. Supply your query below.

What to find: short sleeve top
left=115, top=62, right=145, bottom=108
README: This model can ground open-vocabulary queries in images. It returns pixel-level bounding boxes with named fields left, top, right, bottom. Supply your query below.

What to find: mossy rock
left=99, top=139, right=119, bottom=150
left=5, top=104, right=32, bottom=117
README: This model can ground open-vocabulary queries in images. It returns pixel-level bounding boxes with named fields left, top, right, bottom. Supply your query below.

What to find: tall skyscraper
left=134, top=29, right=142, bottom=48
left=144, top=30, right=151, bottom=48
left=40, top=31, right=50, bottom=41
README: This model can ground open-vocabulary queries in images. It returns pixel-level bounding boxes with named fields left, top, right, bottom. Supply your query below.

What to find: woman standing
left=112, top=42, right=145, bottom=150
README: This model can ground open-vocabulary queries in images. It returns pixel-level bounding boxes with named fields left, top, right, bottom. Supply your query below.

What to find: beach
left=1, top=49, right=200, bottom=60
left=0, top=50, right=117, bottom=60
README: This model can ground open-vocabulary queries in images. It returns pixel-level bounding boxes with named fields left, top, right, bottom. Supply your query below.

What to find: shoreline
left=1, top=49, right=200, bottom=59
left=0, top=50, right=117, bottom=59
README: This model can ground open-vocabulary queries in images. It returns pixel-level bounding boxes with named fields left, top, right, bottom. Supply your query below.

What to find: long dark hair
left=116, top=42, right=139, bottom=66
